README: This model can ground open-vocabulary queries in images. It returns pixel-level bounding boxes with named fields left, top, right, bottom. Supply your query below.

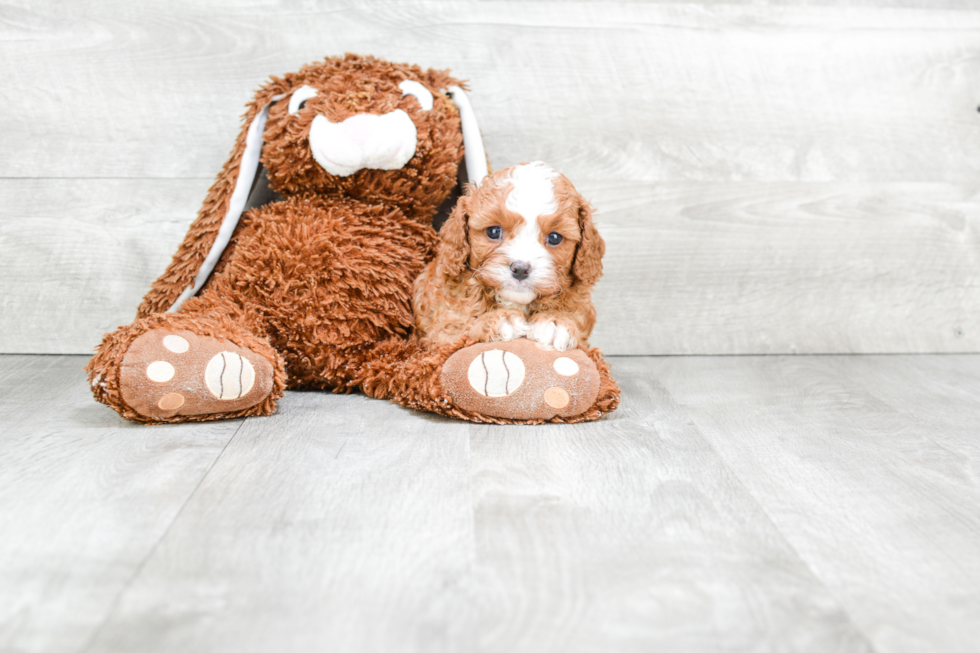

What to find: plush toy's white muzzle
left=309, top=110, right=417, bottom=177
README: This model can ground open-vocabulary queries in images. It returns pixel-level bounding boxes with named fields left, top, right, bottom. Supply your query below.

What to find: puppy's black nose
left=510, top=261, right=531, bottom=281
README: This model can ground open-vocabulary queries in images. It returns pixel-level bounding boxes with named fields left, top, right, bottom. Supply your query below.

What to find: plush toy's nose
left=341, top=114, right=375, bottom=145
left=308, top=110, right=417, bottom=177
left=510, top=261, right=531, bottom=281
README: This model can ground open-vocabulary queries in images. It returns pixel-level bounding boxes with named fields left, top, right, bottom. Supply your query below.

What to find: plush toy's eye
left=547, top=232, right=564, bottom=246
left=486, top=226, right=503, bottom=240
left=399, top=80, right=433, bottom=111
left=288, top=85, right=319, bottom=115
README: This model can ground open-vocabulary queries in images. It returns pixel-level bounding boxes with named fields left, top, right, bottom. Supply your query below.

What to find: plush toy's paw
left=118, top=329, right=276, bottom=420
left=440, top=338, right=599, bottom=421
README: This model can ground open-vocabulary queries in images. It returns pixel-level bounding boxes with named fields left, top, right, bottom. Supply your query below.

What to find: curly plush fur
left=87, top=54, right=619, bottom=424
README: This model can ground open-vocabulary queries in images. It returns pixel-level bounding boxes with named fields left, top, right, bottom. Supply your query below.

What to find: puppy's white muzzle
left=309, top=110, right=417, bottom=177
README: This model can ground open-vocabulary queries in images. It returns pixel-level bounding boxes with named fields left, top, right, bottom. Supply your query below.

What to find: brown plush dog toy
left=87, top=54, right=619, bottom=424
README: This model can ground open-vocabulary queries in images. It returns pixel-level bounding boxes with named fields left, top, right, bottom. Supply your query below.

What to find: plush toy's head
left=151, top=54, right=491, bottom=315
left=250, top=54, right=478, bottom=221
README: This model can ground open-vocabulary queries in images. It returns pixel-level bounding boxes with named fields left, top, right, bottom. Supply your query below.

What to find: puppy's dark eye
left=298, top=99, right=309, bottom=111
left=486, top=226, right=502, bottom=240
left=547, top=232, right=564, bottom=246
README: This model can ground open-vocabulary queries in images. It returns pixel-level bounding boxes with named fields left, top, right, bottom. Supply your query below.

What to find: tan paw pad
left=158, top=393, right=185, bottom=410
left=543, top=387, right=570, bottom=409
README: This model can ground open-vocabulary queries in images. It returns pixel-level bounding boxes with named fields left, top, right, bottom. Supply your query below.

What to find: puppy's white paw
left=496, top=316, right=530, bottom=341
left=529, top=321, right=578, bottom=351
left=529, top=321, right=556, bottom=348
left=552, top=325, right=576, bottom=351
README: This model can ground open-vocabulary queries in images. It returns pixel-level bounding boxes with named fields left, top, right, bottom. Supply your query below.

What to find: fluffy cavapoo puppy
left=414, top=161, right=604, bottom=351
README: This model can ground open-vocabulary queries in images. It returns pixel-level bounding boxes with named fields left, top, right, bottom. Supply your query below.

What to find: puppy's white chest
left=494, top=298, right=531, bottom=315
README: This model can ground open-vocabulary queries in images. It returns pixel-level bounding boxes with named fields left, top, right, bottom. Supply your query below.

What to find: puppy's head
left=438, top=162, right=604, bottom=304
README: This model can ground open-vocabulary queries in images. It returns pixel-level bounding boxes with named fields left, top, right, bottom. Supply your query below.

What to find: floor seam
left=76, top=418, right=248, bottom=653
left=659, top=386, right=882, bottom=653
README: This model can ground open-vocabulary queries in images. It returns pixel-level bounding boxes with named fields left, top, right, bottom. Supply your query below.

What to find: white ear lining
left=447, top=86, right=489, bottom=188
left=168, top=93, right=286, bottom=312
left=288, top=85, right=318, bottom=115
left=399, top=80, right=433, bottom=111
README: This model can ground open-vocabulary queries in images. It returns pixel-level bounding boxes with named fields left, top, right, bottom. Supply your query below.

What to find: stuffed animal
left=86, top=54, right=620, bottom=424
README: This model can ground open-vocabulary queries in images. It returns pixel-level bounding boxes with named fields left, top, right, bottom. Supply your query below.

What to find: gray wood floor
left=2, top=353, right=978, bottom=653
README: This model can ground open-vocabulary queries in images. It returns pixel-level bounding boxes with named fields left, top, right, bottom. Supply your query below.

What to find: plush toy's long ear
left=572, top=200, right=605, bottom=288
left=135, top=86, right=287, bottom=318
left=446, top=86, right=489, bottom=187
left=433, top=86, right=490, bottom=232
left=435, top=194, right=471, bottom=279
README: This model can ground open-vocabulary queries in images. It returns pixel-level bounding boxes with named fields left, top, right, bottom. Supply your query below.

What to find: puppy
left=413, top=161, right=605, bottom=351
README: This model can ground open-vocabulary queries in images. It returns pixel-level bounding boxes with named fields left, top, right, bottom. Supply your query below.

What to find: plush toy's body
left=87, top=54, right=619, bottom=424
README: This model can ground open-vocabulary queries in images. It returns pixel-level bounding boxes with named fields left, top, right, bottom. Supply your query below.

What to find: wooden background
left=1, top=0, right=979, bottom=355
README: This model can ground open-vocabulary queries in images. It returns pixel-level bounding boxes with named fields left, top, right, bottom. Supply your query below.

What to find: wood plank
left=1, top=3, right=979, bottom=183
left=4, top=178, right=978, bottom=356
left=834, top=355, right=980, bottom=459
left=467, top=369, right=872, bottom=652
left=0, top=178, right=211, bottom=354
left=0, top=355, right=241, bottom=653
left=6, top=1, right=980, bottom=356
left=587, top=180, right=980, bottom=355
left=83, top=391, right=477, bottom=653
left=548, top=0, right=978, bottom=6
left=79, top=359, right=872, bottom=652
left=651, top=354, right=980, bottom=653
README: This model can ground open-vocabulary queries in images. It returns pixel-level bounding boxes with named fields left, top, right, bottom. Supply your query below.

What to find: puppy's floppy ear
left=136, top=80, right=290, bottom=318
left=572, top=200, right=605, bottom=288
left=435, top=193, right=471, bottom=279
